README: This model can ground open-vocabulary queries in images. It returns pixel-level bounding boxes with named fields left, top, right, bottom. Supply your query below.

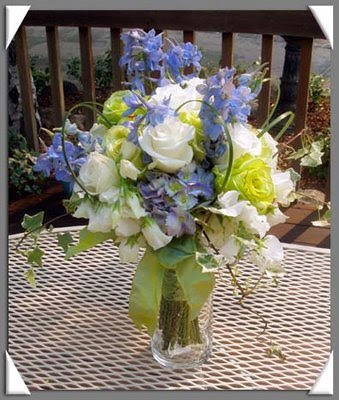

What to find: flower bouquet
left=19, top=29, right=305, bottom=368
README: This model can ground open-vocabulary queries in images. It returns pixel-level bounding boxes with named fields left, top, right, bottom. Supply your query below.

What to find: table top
left=8, top=227, right=330, bottom=391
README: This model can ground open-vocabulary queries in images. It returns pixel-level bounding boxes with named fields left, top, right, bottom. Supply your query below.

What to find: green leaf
left=176, top=255, right=215, bottom=320
left=195, top=252, right=222, bottom=273
left=24, top=268, right=36, bottom=287
left=21, top=212, right=44, bottom=232
left=27, top=246, right=44, bottom=267
left=129, top=247, right=165, bottom=336
left=66, top=228, right=114, bottom=258
left=155, top=235, right=196, bottom=268
left=57, top=232, right=73, bottom=253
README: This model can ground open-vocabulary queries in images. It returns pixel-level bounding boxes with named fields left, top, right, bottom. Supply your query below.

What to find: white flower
left=99, top=187, right=120, bottom=203
left=150, top=77, right=204, bottom=113
left=125, top=193, right=147, bottom=219
left=272, top=171, right=295, bottom=206
left=238, top=204, right=270, bottom=238
left=78, top=152, right=119, bottom=195
left=228, top=123, right=261, bottom=160
left=219, top=237, right=241, bottom=264
left=217, top=190, right=247, bottom=217
left=73, top=200, right=113, bottom=232
left=139, top=116, right=194, bottom=173
left=121, top=140, right=139, bottom=160
left=259, top=131, right=279, bottom=169
left=204, top=214, right=237, bottom=249
left=266, top=207, right=288, bottom=227
left=89, top=123, right=106, bottom=137
left=119, top=238, right=140, bottom=263
left=115, top=218, right=141, bottom=237
left=251, top=235, right=284, bottom=273
left=120, top=160, right=140, bottom=180
left=142, top=218, right=173, bottom=250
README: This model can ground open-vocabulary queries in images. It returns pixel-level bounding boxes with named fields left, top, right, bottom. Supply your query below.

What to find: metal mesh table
left=8, top=227, right=330, bottom=391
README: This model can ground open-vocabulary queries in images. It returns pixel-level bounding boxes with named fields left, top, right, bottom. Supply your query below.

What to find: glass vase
left=151, top=269, right=213, bottom=368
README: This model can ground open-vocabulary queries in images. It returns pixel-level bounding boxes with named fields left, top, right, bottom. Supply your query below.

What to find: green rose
left=103, top=125, right=129, bottom=159
left=179, top=111, right=206, bottom=162
left=216, top=154, right=275, bottom=213
left=98, top=91, right=130, bottom=128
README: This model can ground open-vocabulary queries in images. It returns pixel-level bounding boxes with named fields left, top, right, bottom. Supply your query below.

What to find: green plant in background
left=30, top=56, right=50, bottom=95
left=66, top=56, right=82, bottom=82
left=8, top=130, right=43, bottom=197
left=309, top=74, right=329, bottom=105
left=66, top=51, right=113, bottom=88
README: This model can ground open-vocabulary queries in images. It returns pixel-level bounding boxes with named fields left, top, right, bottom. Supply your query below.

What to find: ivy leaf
left=21, top=212, right=44, bottom=232
left=66, top=228, right=114, bottom=258
left=24, top=268, right=36, bottom=287
left=27, top=246, right=44, bottom=267
left=57, top=232, right=73, bottom=253
left=195, top=252, right=222, bottom=273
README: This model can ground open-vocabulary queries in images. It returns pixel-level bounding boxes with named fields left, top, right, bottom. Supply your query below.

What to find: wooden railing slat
left=221, top=32, right=234, bottom=68
left=110, top=28, right=123, bottom=92
left=79, top=26, right=95, bottom=128
left=15, top=26, right=39, bottom=151
left=257, top=34, right=274, bottom=126
left=46, top=26, right=65, bottom=126
left=295, top=37, right=313, bottom=134
left=183, top=30, right=196, bottom=75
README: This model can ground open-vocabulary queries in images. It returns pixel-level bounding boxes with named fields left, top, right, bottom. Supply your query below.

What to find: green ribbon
left=128, top=236, right=215, bottom=336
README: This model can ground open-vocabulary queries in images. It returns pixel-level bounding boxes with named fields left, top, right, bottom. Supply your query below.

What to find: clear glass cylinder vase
left=151, top=269, right=213, bottom=368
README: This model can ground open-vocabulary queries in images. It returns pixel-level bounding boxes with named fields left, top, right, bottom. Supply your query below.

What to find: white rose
left=228, top=123, right=261, bottom=160
left=150, top=77, right=204, bottom=113
left=139, top=117, right=194, bottom=173
left=78, top=152, right=119, bottom=195
left=142, top=218, right=173, bottom=250
left=251, top=235, right=284, bottom=273
left=120, top=160, right=140, bottom=180
left=238, top=204, right=270, bottom=238
left=272, top=171, right=295, bottom=206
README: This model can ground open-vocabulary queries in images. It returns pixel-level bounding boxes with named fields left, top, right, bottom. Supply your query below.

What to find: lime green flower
left=103, top=125, right=129, bottom=159
left=216, top=154, right=275, bottom=213
left=98, top=91, right=130, bottom=128
left=179, top=111, right=206, bottom=162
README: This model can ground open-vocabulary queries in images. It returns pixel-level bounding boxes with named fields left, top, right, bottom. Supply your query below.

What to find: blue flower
left=166, top=207, right=196, bottom=237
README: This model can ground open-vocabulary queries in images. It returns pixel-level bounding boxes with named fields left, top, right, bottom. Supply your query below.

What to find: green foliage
left=21, top=211, right=44, bottom=233
left=57, top=232, right=73, bottom=252
left=66, top=51, right=113, bottom=88
left=309, top=74, right=329, bottom=105
left=66, top=228, right=114, bottom=258
left=27, top=246, right=44, bottom=267
left=30, top=56, right=50, bottom=95
left=9, top=131, right=44, bottom=197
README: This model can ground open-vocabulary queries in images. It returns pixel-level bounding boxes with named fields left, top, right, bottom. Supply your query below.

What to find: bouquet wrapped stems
left=158, top=269, right=202, bottom=350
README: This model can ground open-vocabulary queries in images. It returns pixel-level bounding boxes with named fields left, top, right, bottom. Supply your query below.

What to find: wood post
left=46, top=26, right=65, bottom=126
left=257, top=34, right=273, bottom=126
left=221, top=32, right=234, bottom=68
left=111, top=28, right=123, bottom=92
left=15, top=26, right=39, bottom=151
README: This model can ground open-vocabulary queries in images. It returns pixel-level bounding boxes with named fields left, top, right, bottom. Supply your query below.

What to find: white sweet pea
left=219, top=237, right=241, bottom=264
left=89, top=123, right=106, bottom=137
left=251, top=235, right=284, bottom=273
left=266, top=207, right=288, bottom=227
left=115, top=218, right=141, bottom=237
left=142, top=218, right=173, bottom=250
left=120, top=159, right=140, bottom=180
left=272, top=171, right=295, bottom=206
left=139, top=117, right=194, bottom=173
left=238, top=204, right=270, bottom=238
left=119, top=238, right=140, bottom=263
left=217, top=190, right=247, bottom=217
left=259, top=131, right=279, bottom=169
left=121, top=140, right=139, bottom=160
left=73, top=200, right=113, bottom=232
left=228, top=123, right=261, bottom=160
left=150, top=77, right=204, bottom=113
left=78, top=152, right=119, bottom=195
left=125, top=193, right=147, bottom=219
left=99, top=187, right=120, bottom=204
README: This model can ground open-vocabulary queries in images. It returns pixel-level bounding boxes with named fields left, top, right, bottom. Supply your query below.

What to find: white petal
left=119, top=239, right=140, bottom=263
left=142, top=221, right=172, bottom=250
left=115, top=218, right=141, bottom=237
left=120, top=159, right=140, bottom=180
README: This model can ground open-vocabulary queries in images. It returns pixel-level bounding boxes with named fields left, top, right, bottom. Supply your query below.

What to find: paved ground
left=26, top=28, right=331, bottom=80
left=9, top=184, right=330, bottom=249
